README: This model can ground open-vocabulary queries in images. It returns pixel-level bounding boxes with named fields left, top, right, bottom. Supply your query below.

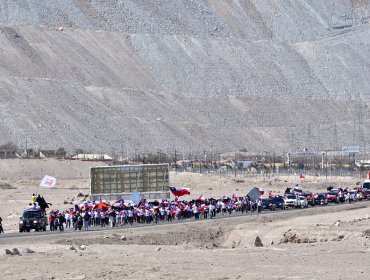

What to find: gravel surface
left=0, top=1, right=369, bottom=153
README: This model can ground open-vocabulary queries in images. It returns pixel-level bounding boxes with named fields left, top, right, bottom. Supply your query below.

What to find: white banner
left=39, top=175, right=58, bottom=188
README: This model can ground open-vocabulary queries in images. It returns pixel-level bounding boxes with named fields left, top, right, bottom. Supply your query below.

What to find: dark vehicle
left=362, top=181, right=370, bottom=190
left=271, top=197, right=285, bottom=210
left=261, top=199, right=273, bottom=210
left=302, top=192, right=315, bottom=206
left=314, top=193, right=328, bottom=205
left=19, top=209, right=48, bottom=232
left=261, top=197, right=285, bottom=211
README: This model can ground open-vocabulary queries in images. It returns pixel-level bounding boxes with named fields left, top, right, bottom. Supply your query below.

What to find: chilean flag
left=170, top=187, right=190, bottom=197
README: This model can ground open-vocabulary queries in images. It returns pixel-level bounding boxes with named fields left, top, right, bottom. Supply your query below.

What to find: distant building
left=39, top=150, right=64, bottom=159
left=72, top=154, right=113, bottom=161
left=0, top=150, right=18, bottom=159
left=355, top=160, right=370, bottom=169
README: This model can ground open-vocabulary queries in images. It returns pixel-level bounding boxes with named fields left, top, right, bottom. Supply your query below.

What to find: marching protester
left=65, top=211, right=71, bottom=228
left=82, top=211, right=90, bottom=231
left=45, top=191, right=256, bottom=233
left=49, top=212, right=55, bottom=232
left=16, top=183, right=363, bottom=235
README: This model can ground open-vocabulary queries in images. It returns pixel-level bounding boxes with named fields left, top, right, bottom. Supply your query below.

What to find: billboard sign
left=247, top=187, right=261, bottom=201
left=90, top=164, right=169, bottom=201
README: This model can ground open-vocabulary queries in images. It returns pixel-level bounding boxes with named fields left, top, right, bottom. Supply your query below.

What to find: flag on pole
left=39, top=175, right=58, bottom=188
left=169, top=187, right=190, bottom=197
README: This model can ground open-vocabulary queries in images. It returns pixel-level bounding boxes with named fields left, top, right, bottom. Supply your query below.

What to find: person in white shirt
left=193, top=204, right=199, bottom=220
left=65, top=212, right=71, bottom=228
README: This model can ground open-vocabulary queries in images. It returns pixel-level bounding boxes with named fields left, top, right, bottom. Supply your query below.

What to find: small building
left=72, top=154, right=113, bottom=161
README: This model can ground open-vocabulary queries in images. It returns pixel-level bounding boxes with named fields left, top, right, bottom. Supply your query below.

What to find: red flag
left=300, top=174, right=305, bottom=179
left=170, top=187, right=190, bottom=197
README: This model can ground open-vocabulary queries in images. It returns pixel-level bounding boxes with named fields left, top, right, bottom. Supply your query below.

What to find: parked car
left=284, top=194, right=299, bottom=208
left=298, top=196, right=309, bottom=208
left=362, top=189, right=370, bottom=200
left=326, top=191, right=339, bottom=203
left=302, top=192, right=315, bottom=206
left=271, top=196, right=285, bottom=210
left=261, top=198, right=274, bottom=210
left=314, top=193, right=328, bottom=205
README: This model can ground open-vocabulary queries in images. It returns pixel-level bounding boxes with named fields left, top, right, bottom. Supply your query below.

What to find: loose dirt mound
left=279, top=229, right=347, bottom=244
left=56, top=226, right=227, bottom=249
left=363, top=229, right=370, bottom=238
left=0, top=183, right=16, bottom=190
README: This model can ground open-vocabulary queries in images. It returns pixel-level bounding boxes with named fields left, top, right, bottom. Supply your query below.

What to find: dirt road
left=1, top=201, right=370, bottom=280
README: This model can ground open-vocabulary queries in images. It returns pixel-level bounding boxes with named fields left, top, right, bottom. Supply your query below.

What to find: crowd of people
left=47, top=194, right=258, bottom=232
left=22, top=184, right=364, bottom=233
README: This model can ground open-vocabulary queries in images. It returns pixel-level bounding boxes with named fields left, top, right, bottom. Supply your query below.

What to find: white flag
left=39, top=175, right=58, bottom=188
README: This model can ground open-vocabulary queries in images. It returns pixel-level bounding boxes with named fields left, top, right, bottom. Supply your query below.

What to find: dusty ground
left=0, top=159, right=370, bottom=279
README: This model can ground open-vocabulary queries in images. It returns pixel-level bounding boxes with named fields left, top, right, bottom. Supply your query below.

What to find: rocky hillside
left=0, top=0, right=369, bottom=153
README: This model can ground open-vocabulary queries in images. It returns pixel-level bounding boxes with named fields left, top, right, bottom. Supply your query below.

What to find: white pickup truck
left=284, top=194, right=299, bottom=208
left=297, top=196, right=308, bottom=208
left=284, top=194, right=308, bottom=208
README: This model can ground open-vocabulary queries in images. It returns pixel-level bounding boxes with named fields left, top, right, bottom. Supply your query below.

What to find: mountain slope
left=0, top=1, right=369, bottom=153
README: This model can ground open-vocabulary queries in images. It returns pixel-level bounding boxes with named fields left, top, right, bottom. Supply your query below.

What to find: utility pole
left=174, top=149, right=177, bottom=173
left=321, top=152, right=325, bottom=176
left=25, top=139, right=28, bottom=158
left=121, top=143, right=123, bottom=165
left=325, top=151, right=328, bottom=180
